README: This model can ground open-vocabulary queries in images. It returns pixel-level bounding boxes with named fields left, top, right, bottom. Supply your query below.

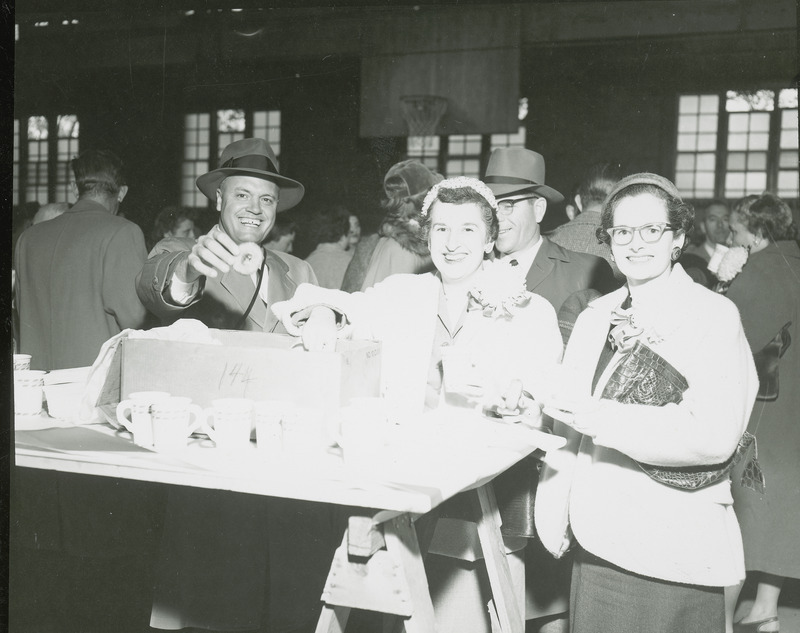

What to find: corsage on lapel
left=468, top=259, right=530, bottom=319
left=608, top=297, right=664, bottom=352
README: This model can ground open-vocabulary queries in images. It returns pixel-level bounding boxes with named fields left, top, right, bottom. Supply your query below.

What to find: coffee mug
left=253, top=400, right=292, bottom=458
left=13, top=354, right=32, bottom=371
left=150, top=396, right=204, bottom=451
left=337, top=405, right=389, bottom=468
left=116, top=391, right=171, bottom=447
left=281, top=406, right=326, bottom=454
left=202, top=398, right=255, bottom=452
left=14, top=370, right=47, bottom=415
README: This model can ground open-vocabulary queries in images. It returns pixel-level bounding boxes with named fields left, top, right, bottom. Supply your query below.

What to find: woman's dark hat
left=484, top=148, right=564, bottom=203
left=196, top=138, right=305, bottom=212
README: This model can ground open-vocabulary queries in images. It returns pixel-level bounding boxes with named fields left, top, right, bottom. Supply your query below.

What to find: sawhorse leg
left=315, top=512, right=437, bottom=633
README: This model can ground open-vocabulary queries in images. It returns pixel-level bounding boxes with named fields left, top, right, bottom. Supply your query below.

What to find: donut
left=232, top=242, right=264, bottom=275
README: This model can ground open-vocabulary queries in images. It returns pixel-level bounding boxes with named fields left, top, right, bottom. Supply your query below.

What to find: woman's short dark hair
left=309, top=204, right=351, bottom=246
left=265, top=214, right=297, bottom=242
left=71, top=149, right=126, bottom=198
left=597, top=183, right=694, bottom=252
left=148, top=206, right=199, bottom=250
left=419, top=186, right=499, bottom=243
left=733, top=192, right=797, bottom=242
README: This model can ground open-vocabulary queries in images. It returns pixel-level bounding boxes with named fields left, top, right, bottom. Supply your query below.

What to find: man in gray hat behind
left=483, top=147, right=616, bottom=633
left=484, top=147, right=617, bottom=314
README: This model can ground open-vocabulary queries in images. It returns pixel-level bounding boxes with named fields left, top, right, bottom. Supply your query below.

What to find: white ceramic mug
left=116, top=391, right=171, bottom=447
left=337, top=405, right=389, bottom=468
left=281, top=406, right=326, bottom=454
left=253, top=400, right=292, bottom=458
left=150, top=396, right=204, bottom=452
left=13, top=354, right=32, bottom=371
left=14, top=370, right=46, bottom=415
left=202, top=398, right=255, bottom=452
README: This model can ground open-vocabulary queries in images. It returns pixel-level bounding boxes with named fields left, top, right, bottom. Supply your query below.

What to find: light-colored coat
left=535, top=264, right=758, bottom=587
left=274, top=271, right=563, bottom=418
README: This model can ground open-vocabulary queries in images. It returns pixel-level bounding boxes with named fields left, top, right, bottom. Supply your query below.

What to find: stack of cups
left=13, top=354, right=32, bottom=371
left=14, top=368, right=46, bottom=416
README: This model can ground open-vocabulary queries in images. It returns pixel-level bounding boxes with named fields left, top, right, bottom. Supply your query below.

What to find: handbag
left=601, top=340, right=751, bottom=491
left=752, top=321, right=792, bottom=401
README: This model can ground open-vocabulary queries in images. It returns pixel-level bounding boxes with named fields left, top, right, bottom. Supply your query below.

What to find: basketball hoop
left=400, top=95, right=448, bottom=137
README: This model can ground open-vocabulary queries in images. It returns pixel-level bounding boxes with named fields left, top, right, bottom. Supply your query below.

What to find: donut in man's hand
left=232, top=242, right=264, bottom=275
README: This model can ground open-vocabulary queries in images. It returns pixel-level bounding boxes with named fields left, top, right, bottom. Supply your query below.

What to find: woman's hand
left=542, top=396, right=599, bottom=437
left=301, top=307, right=338, bottom=352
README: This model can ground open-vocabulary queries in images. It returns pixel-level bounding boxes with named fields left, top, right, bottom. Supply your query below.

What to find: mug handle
left=187, top=404, right=207, bottom=436
left=115, top=400, right=135, bottom=433
left=199, top=407, right=218, bottom=441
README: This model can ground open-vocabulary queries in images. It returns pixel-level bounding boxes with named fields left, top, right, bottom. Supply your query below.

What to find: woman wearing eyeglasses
left=533, top=173, right=759, bottom=633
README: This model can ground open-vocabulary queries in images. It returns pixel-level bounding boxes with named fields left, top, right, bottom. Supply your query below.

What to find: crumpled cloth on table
left=78, top=319, right=221, bottom=425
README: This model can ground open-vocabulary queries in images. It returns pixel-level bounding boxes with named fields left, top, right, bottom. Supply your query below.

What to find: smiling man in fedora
left=137, top=137, right=318, bottom=331
left=483, top=147, right=616, bottom=633
left=484, top=147, right=616, bottom=315
left=137, top=139, right=334, bottom=633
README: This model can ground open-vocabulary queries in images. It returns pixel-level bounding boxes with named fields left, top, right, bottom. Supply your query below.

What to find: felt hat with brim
left=196, top=138, right=305, bottom=212
left=484, top=147, right=564, bottom=203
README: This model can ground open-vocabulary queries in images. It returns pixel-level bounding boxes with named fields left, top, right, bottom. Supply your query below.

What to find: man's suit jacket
left=524, top=236, right=619, bottom=314
left=15, top=198, right=148, bottom=370
left=136, top=237, right=318, bottom=332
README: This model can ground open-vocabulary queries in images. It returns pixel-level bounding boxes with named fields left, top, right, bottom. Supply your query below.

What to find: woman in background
left=148, top=206, right=200, bottom=251
left=725, top=193, right=800, bottom=633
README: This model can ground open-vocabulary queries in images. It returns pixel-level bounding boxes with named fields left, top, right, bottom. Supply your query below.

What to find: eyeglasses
left=607, top=222, right=676, bottom=245
left=497, top=195, right=538, bottom=214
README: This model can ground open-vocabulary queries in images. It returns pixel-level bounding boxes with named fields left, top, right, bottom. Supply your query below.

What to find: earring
left=609, top=253, right=615, bottom=262
left=753, top=237, right=761, bottom=248
left=671, top=247, right=681, bottom=262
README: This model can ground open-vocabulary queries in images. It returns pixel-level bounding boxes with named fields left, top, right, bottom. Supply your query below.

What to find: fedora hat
left=484, top=147, right=564, bottom=203
left=196, top=138, right=305, bottom=212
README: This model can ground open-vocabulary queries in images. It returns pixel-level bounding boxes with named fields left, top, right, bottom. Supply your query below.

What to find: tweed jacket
left=136, top=236, right=318, bottom=332
left=548, top=210, right=621, bottom=278
left=523, top=236, right=619, bottom=313
left=15, top=198, right=148, bottom=370
left=535, top=265, right=758, bottom=586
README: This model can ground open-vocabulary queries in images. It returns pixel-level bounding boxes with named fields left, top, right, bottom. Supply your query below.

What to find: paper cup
left=13, top=354, right=32, bottom=371
left=14, top=370, right=46, bottom=415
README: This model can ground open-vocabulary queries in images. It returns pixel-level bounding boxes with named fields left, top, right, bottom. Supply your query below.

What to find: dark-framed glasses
left=497, top=195, right=538, bottom=214
left=607, top=222, right=676, bottom=245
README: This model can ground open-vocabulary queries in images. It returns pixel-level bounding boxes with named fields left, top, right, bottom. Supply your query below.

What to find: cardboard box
left=98, top=330, right=381, bottom=414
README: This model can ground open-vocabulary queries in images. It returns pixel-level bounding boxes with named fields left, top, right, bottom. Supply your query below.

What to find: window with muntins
left=675, top=89, right=798, bottom=200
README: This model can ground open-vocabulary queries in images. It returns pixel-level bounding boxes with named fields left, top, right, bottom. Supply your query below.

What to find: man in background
left=548, top=162, right=623, bottom=279
left=12, top=149, right=158, bottom=633
left=484, top=147, right=616, bottom=633
left=685, top=198, right=731, bottom=262
left=32, top=201, right=70, bottom=225
left=15, top=149, right=148, bottom=369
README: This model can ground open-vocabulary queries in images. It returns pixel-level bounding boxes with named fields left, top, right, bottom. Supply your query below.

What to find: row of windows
left=675, top=89, right=798, bottom=199
left=12, top=89, right=799, bottom=211
left=13, top=115, right=79, bottom=206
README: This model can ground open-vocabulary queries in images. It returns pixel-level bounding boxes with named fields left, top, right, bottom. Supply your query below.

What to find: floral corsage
left=467, top=259, right=530, bottom=319
left=709, top=245, right=749, bottom=293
